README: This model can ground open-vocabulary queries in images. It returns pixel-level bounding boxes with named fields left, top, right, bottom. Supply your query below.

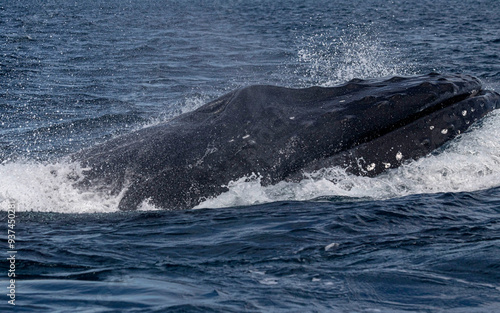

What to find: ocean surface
left=1, top=0, right=500, bottom=312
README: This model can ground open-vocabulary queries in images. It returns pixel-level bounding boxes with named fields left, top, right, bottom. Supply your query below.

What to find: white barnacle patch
left=383, top=162, right=391, bottom=169
left=462, top=110, right=467, bottom=116
left=396, top=151, right=403, bottom=161
left=366, top=163, right=376, bottom=171
left=441, top=128, right=448, bottom=134
left=289, top=116, right=295, bottom=120
left=429, top=125, right=435, bottom=130
left=242, top=134, right=250, bottom=139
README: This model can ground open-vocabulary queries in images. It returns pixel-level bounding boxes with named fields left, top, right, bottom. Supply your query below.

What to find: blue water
left=1, top=0, right=500, bottom=311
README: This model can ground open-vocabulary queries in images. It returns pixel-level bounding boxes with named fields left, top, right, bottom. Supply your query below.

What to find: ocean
left=1, top=0, right=499, bottom=312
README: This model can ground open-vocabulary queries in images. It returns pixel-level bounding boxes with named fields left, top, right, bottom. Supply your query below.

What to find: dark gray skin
left=73, top=73, right=500, bottom=210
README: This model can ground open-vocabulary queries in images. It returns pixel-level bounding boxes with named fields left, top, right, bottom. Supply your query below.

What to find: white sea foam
left=0, top=161, right=122, bottom=213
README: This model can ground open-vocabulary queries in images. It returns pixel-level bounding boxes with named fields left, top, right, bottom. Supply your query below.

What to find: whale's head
left=294, top=73, right=500, bottom=176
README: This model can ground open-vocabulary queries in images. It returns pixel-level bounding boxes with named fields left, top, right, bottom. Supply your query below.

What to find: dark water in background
left=1, top=0, right=500, bottom=311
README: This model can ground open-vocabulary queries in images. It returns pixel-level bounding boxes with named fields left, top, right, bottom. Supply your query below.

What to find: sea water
left=1, top=0, right=499, bottom=311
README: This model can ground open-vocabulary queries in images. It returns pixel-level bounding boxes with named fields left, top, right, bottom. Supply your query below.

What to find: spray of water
left=295, top=27, right=416, bottom=86
left=0, top=161, right=121, bottom=213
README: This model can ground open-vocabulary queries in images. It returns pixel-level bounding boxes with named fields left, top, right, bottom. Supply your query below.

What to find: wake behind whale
left=72, top=73, right=500, bottom=210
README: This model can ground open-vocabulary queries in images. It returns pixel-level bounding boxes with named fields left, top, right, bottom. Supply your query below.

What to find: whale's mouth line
left=352, top=89, right=481, bottom=148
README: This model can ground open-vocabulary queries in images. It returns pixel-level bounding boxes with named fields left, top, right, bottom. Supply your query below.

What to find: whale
left=72, top=73, right=500, bottom=210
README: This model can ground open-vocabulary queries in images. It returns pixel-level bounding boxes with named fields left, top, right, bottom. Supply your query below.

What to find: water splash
left=295, top=26, right=416, bottom=86
left=0, top=161, right=122, bottom=213
left=138, top=95, right=209, bottom=130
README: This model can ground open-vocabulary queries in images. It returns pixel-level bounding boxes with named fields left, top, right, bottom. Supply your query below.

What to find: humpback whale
left=73, top=73, right=500, bottom=210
